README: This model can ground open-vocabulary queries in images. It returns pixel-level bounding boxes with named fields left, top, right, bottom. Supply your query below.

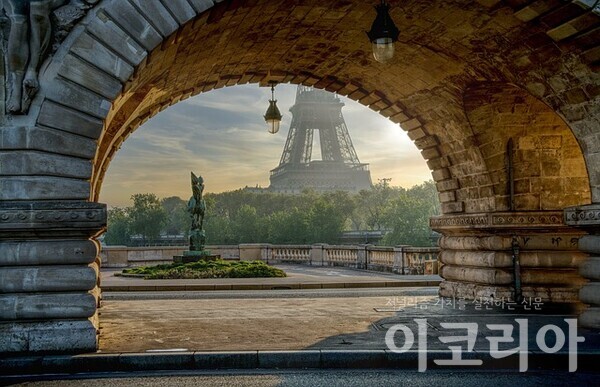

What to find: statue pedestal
left=174, top=251, right=220, bottom=264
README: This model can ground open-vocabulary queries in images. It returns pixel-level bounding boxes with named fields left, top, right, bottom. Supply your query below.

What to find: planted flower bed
left=121, top=259, right=286, bottom=280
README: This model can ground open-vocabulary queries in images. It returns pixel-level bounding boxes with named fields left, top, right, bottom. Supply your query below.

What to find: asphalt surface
left=5, top=369, right=599, bottom=386
left=102, top=287, right=440, bottom=300
left=100, top=264, right=441, bottom=292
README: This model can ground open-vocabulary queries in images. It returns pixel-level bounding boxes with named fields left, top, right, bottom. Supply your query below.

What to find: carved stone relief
left=0, top=0, right=99, bottom=116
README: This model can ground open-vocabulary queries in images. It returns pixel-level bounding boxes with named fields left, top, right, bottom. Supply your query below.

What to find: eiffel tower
left=269, top=86, right=372, bottom=194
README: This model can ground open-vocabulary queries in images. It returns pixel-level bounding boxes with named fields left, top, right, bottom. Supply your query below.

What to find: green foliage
left=268, top=208, right=310, bottom=244
left=231, top=204, right=268, bottom=243
left=380, top=181, right=440, bottom=247
left=307, top=192, right=355, bottom=242
left=122, top=259, right=287, bottom=280
left=104, top=207, right=131, bottom=245
left=161, top=196, right=191, bottom=236
left=128, top=193, right=167, bottom=243
left=105, top=181, right=440, bottom=247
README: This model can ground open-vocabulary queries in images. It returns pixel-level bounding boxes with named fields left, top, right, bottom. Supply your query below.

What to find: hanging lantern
left=264, top=82, right=283, bottom=134
left=366, top=0, right=400, bottom=64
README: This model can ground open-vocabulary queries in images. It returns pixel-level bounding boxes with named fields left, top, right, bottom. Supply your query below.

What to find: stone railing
left=101, top=244, right=440, bottom=275
left=270, top=245, right=312, bottom=263
left=404, top=248, right=440, bottom=275
left=367, top=246, right=395, bottom=268
left=324, top=245, right=359, bottom=266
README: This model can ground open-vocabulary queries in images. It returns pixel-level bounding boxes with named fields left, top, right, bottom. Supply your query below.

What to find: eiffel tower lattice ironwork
left=269, top=86, right=372, bottom=193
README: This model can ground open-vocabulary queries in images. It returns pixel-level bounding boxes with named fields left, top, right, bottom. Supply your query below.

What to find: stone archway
left=1, top=0, right=599, bottom=353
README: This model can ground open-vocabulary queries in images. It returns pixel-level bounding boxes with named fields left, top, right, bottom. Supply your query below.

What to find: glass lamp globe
left=372, top=37, right=395, bottom=63
left=267, top=118, right=281, bottom=135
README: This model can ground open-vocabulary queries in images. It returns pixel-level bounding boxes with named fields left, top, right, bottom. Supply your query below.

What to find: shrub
left=122, top=259, right=286, bottom=280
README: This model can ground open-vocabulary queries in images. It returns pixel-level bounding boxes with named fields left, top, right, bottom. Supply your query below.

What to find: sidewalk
left=2, top=298, right=599, bottom=376
left=101, top=264, right=442, bottom=291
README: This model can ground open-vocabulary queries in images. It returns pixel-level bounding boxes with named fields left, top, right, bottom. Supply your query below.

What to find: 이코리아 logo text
left=385, top=318, right=584, bottom=372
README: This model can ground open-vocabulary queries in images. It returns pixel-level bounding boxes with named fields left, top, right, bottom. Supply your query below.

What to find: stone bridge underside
left=0, top=0, right=599, bottom=353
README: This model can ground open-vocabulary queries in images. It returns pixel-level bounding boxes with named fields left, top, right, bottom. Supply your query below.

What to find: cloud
left=100, top=84, right=431, bottom=207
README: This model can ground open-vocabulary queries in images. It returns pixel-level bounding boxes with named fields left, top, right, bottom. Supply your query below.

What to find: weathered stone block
left=86, top=10, right=147, bottom=66
left=440, top=265, right=512, bottom=285
left=0, top=127, right=97, bottom=159
left=578, top=235, right=600, bottom=254
left=436, top=179, right=459, bottom=192
left=438, top=191, right=456, bottom=203
left=521, top=268, right=586, bottom=285
left=161, top=0, right=197, bottom=25
left=0, top=177, right=90, bottom=201
left=0, top=240, right=98, bottom=266
left=440, top=250, right=511, bottom=268
left=129, top=0, right=178, bottom=37
left=103, top=0, right=162, bottom=51
left=441, top=201, right=465, bottom=214
left=579, top=307, right=600, bottom=329
left=0, top=319, right=97, bottom=353
left=431, top=168, right=451, bottom=182
left=0, top=265, right=97, bottom=293
left=70, top=32, right=134, bottom=82
left=0, top=293, right=96, bottom=320
left=58, top=54, right=123, bottom=100
left=38, top=101, right=104, bottom=140
left=579, top=257, right=600, bottom=280
left=580, top=282, right=600, bottom=304
left=188, top=0, right=218, bottom=14
left=44, top=78, right=111, bottom=119
left=0, top=151, right=92, bottom=179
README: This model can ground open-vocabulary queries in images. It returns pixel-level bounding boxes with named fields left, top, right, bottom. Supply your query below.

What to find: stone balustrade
left=100, top=244, right=440, bottom=275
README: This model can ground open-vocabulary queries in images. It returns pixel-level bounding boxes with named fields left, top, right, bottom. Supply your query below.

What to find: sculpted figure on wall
left=1, top=0, right=99, bottom=115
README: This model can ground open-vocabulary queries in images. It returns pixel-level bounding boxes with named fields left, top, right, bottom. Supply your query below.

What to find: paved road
left=7, top=369, right=599, bottom=386
left=101, top=264, right=441, bottom=292
left=102, top=287, right=439, bottom=300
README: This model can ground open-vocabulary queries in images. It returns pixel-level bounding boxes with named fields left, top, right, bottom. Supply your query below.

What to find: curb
left=1, top=350, right=597, bottom=376
left=102, top=280, right=442, bottom=292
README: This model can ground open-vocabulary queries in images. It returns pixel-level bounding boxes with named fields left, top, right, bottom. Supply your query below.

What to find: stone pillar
left=565, top=204, right=600, bottom=329
left=0, top=201, right=106, bottom=353
left=431, top=211, right=587, bottom=304
left=356, top=245, right=368, bottom=269
left=310, top=244, right=325, bottom=266
left=393, top=245, right=408, bottom=274
left=239, top=244, right=272, bottom=261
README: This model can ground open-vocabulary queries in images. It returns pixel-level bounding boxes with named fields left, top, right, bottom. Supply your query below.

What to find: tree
left=104, top=207, right=131, bottom=245
left=381, top=181, right=440, bottom=247
left=231, top=204, right=267, bottom=243
left=161, top=196, right=190, bottom=236
left=268, top=208, right=310, bottom=244
left=128, top=193, right=167, bottom=244
left=354, top=180, right=396, bottom=231
left=308, top=191, right=355, bottom=243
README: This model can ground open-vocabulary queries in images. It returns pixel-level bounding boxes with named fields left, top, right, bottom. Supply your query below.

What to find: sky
left=99, top=84, right=432, bottom=207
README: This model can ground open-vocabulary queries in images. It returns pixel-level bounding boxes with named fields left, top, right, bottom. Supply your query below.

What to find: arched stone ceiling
left=30, top=0, right=598, bottom=212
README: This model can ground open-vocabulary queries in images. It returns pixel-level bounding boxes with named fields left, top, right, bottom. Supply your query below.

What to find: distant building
left=265, top=86, right=373, bottom=194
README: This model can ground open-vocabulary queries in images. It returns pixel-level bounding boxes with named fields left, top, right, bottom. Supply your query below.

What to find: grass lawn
left=122, top=259, right=287, bottom=279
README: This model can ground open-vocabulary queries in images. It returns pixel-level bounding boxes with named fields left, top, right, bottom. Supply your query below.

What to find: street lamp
left=367, top=0, right=400, bottom=64
left=264, top=82, right=283, bottom=134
